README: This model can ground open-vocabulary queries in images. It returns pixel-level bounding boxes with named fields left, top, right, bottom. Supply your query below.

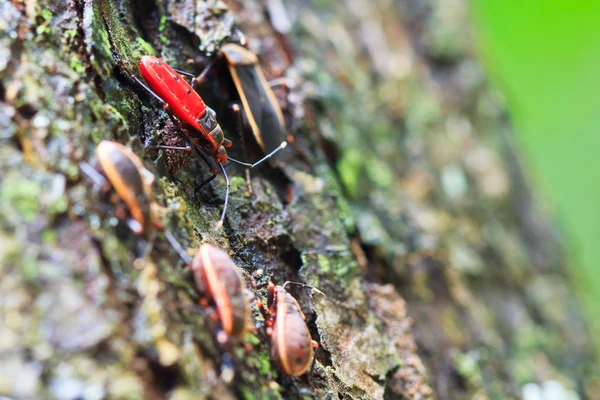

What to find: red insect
left=258, top=282, right=321, bottom=377
left=131, top=56, right=286, bottom=228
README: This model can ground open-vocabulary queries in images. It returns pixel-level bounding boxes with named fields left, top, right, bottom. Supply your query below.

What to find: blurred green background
left=472, top=0, right=600, bottom=337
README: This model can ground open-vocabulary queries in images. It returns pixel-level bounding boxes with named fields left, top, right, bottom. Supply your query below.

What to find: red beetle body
left=191, top=243, right=248, bottom=342
left=262, top=282, right=318, bottom=377
left=139, top=55, right=229, bottom=164
left=134, top=54, right=287, bottom=227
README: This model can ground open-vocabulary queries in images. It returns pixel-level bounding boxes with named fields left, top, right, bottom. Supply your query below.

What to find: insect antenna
left=216, top=162, right=230, bottom=229
left=227, top=141, right=288, bottom=168
left=282, top=281, right=326, bottom=298
left=164, top=230, right=192, bottom=264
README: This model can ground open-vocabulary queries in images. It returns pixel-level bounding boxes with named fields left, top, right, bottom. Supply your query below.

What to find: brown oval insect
left=260, top=282, right=319, bottom=376
left=192, top=40, right=292, bottom=196
left=195, top=42, right=288, bottom=158
left=191, top=243, right=248, bottom=343
left=80, top=140, right=155, bottom=237
left=217, top=43, right=287, bottom=156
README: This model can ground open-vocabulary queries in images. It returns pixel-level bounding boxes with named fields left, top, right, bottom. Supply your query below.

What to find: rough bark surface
left=1, top=0, right=598, bottom=399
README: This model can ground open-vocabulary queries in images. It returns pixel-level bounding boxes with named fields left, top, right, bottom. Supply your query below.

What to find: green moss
left=365, top=157, right=394, bottom=188
left=39, top=8, right=53, bottom=22
left=136, top=38, right=156, bottom=57
left=0, top=234, right=23, bottom=274
left=510, top=354, right=536, bottom=386
left=337, top=148, right=361, bottom=198
left=158, top=16, right=167, bottom=33
left=452, top=350, right=485, bottom=396
left=455, top=351, right=479, bottom=379
left=34, top=8, right=54, bottom=41
left=241, top=387, right=256, bottom=400
left=244, top=332, right=260, bottom=346
left=1, top=175, right=41, bottom=222
left=42, top=229, right=57, bottom=245
left=69, top=54, right=86, bottom=74
left=252, top=199, right=278, bottom=215
left=21, top=256, right=39, bottom=283
left=257, top=353, right=272, bottom=376
left=316, top=254, right=331, bottom=273
left=317, top=254, right=350, bottom=279
left=319, top=166, right=356, bottom=232
left=425, top=0, right=468, bottom=60
left=159, top=16, right=168, bottom=44
left=406, top=91, right=442, bottom=134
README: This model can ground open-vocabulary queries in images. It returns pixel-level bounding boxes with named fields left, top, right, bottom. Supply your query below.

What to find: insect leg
left=220, top=352, right=235, bottom=384
left=192, top=57, right=218, bottom=88
left=194, top=149, right=229, bottom=229
left=79, top=161, right=111, bottom=191
left=151, top=144, right=193, bottom=152
left=193, top=149, right=218, bottom=195
left=308, top=340, right=319, bottom=381
left=171, top=68, right=196, bottom=82
left=216, top=162, right=230, bottom=229
left=255, top=300, right=272, bottom=327
left=164, top=230, right=192, bottom=264
left=230, top=102, right=254, bottom=195
left=282, top=281, right=326, bottom=298
left=123, top=218, right=144, bottom=236
left=128, top=74, right=171, bottom=109
left=268, top=77, right=290, bottom=89
left=194, top=172, right=217, bottom=196
left=146, top=131, right=192, bottom=156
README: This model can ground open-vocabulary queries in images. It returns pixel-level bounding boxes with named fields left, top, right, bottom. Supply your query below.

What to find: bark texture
left=0, top=0, right=597, bottom=399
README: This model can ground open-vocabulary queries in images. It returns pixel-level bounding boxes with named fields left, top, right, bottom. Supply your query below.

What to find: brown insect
left=166, top=241, right=249, bottom=344
left=193, top=40, right=297, bottom=194
left=79, top=140, right=158, bottom=238
left=163, top=240, right=250, bottom=383
left=258, top=282, right=321, bottom=377
left=197, top=43, right=288, bottom=158
left=192, top=243, right=249, bottom=343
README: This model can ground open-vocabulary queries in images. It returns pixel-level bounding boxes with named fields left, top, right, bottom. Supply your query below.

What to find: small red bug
left=130, top=56, right=287, bottom=228
left=258, top=282, right=321, bottom=377
left=80, top=140, right=157, bottom=238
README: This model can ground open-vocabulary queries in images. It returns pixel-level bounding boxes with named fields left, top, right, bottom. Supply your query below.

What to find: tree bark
left=0, top=0, right=596, bottom=399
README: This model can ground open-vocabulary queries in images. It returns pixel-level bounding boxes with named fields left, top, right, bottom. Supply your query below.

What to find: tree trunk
left=1, top=0, right=596, bottom=399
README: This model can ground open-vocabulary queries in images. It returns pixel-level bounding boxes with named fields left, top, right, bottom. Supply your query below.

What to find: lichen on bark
left=0, top=0, right=597, bottom=399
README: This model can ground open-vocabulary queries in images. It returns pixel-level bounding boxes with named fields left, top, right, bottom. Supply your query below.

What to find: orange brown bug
left=80, top=141, right=190, bottom=262
left=167, top=241, right=249, bottom=344
left=164, top=239, right=250, bottom=383
left=79, top=140, right=157, bottom=238
left=258, top=282, right=322, bottom=377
